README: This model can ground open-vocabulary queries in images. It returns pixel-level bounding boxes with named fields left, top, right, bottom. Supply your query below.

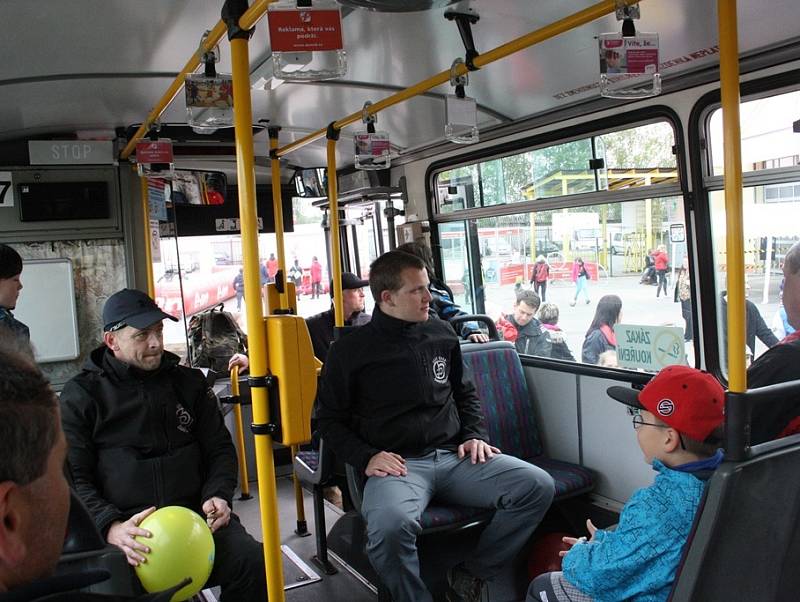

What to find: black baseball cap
left=103, top=288, right=178, bottom=331
left=330, top=272, right=368, bottom=297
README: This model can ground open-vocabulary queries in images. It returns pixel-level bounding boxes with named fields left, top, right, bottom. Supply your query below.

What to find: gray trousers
left=526, top=571, right=594, bottom=602
left=361, top=449, right=555, bottom=602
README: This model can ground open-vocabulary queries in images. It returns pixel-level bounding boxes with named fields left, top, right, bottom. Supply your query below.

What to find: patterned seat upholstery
left=462, top=341, right=594, bottom=499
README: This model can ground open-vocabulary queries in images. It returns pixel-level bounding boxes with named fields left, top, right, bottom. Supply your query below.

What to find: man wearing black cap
left=0, top=243, right=29, bottom=342
left=306, top=271, right=371, bottom=362
left=60, top=288, right=266, bottom=601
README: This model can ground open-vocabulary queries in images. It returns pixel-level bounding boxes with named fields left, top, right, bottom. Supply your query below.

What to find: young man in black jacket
left=60, top=289, right=266, bottom=601
left=317, top=251, right=555, bottom=602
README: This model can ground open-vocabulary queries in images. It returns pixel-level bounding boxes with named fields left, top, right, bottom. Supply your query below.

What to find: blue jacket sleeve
left=562, top=490, right=660, bottom=600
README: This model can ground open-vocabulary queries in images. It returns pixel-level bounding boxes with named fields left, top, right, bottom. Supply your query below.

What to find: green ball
left=134, top=506, right=215, bottom=601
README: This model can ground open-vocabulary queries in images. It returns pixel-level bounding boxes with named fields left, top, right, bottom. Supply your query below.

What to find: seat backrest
left=669, top=436, right=800, bottom=601
left=461, top=341, right=543, bottom=459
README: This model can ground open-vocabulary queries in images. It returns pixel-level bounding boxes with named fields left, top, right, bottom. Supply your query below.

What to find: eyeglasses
left=631, top=414, right=668, bottom=430
left=630, top=411, right=687, bottom=450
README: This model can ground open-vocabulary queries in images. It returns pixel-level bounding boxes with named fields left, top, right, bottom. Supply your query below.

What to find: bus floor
left=234, top=475, right=601, bottom=601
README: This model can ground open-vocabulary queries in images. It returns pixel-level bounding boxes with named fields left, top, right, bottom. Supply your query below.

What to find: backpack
left=187, top=303, right=247, bottom=372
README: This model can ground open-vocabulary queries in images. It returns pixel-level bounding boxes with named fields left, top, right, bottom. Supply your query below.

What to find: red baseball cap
left=607, top=366, right=725, bottom=441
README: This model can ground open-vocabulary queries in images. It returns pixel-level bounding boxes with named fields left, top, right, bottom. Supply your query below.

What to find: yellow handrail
left=718, top=0, right=746, bottom=393
left=231, top=34, right=284, bottom=602
left=270, top=132, right=290, bottom=309
left=327, top=136, right=345, bottom=327
left=229, top=365, right=251, bottom=498
left=120, top=0, right=274, bottom=161
left=138, top=172, right=155, bottom=297
left=276, top=0, right=643, bottom=158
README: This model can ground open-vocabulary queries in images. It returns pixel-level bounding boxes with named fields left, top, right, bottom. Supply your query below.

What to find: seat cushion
left=420, top=504, right=494, bottom=533
left=294, top=450, right=320, bottom=483
left=529, top=455, right=594, bottom=499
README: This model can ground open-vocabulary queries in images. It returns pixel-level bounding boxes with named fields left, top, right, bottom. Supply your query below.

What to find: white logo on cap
left=432, top=356, right=448, bottom=384
left=657, top=399, right=675, bottom=416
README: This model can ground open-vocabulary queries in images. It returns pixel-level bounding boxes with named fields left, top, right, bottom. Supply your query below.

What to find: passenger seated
left=317, top=251, right=554, bottom=602
left=60, top=289, right=266, bottom=601
left=0, top=338, right=70, bottom=597
left=749, top=241, right=800, bottom=443
left=526, top=366, right=725, bottom=602
left=497, top=290, right=551, bottom=356
left=537, top=303, right=574, bottom=361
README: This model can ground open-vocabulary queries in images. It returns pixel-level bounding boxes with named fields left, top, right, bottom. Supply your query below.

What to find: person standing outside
left=232, top=268, right=244, bottom=311
left=676, top=257, right=692, bottom=341
left=530, top=255, right=550, bottom=302
left=582, top=294, right=622, bottom=364
left=653, top=245, right=670, bottom=298
left=265, top=252, right=278, bottom=283
left=0, top=244, right=28, bottom=342
left=317, top=251, right=554, bottom=602
left=570, top=257, right=590, bottom=306
left=310, top=256, right=323, bottom=299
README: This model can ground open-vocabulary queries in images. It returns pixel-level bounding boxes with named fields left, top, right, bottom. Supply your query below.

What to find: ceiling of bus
left=1, top=0, right=798, bottom=172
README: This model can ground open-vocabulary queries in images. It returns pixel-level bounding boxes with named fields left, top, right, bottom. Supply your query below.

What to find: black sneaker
left=446, top=563, right=487, bottom=602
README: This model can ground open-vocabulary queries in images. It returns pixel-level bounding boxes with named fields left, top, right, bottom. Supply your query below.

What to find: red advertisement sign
left=136, top=139, right=173, bottom=164
left=268, top=9, right=343, bottom=52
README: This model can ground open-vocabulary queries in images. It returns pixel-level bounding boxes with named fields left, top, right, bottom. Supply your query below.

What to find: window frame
left=425, top=106, right=691, bottom=378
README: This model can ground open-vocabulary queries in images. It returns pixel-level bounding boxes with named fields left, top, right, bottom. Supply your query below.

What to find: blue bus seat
left=667, top=435, right=800, bottom=601
left=460, top=340, right=594, bottom=499
left=293, top=439, right=339, bottom=575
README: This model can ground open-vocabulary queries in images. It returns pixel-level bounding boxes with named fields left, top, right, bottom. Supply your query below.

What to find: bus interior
left=2, top=0, right=800, bottom=600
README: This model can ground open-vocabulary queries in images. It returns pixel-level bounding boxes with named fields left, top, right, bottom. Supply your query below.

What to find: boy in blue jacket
left=526, top=365, right=726, bottom=602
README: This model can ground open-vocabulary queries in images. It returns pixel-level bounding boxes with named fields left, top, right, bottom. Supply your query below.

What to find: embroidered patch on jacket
left=176, top=403, right=194, bottom=433
left=432, top=355, right=449, bottom=384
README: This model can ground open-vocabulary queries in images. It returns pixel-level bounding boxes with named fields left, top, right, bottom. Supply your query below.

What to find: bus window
left=433, top=120, right=684, bottom=369
left=439, top=222, right=473, bottom=313
left=706, top=88, right=800, bottom=376
left=709, top=184, right=800, bottom=373
left=467, top=198, right=687, bottom=367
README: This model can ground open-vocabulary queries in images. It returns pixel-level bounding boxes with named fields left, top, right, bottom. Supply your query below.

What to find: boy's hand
left=558, top=519, right=599, bottom=557
left=586, top=518, right=598, bottom=541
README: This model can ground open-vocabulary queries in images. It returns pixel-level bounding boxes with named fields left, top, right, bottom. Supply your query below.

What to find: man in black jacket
left=306, top=271, right=371, bottom=362
left=60, top=289, right=265, bottom=601
left=317, top=252, right=555, bottom=602
left=748, top=241, right=800, bottom=443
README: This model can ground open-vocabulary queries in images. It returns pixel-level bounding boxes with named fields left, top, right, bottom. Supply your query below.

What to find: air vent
left=337, top=0, right=458, bottom=12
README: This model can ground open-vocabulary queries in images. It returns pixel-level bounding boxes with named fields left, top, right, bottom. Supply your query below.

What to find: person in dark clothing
left=60, top=289, right=266, bottom=602
left=232, top=268, right=244, bottom=311
left=582, top=295, right=622, bottom=364
left=0, top=339, right=69, bottom=597
left=396, top=242, right=489, bottom=343
left=317, top=251, right=555, bottom=602
left=496, top=290, right=552, bottom=356
left=306, top=272, right=371, bottom=362
left=720, top=291, right=779, bottom=363
left=748, top=241, right=800, bottom=444
left=228, top=271, right=371, bottom=370
left=537, top=302, right=575, bottom=361
left=0, top=244, right=29, bottom=342
left=530, top=256, right=550, bottom=302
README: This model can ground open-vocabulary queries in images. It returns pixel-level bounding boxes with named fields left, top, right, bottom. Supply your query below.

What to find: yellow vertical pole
left=327, top=133, right=345, bottom=327
left=230, top=36, right=284, bottom=602
left=269, top=129, right=290, bottom=309
left=229, top=366, right=251, bottom=498
left=719, top=0, right=747, bottom=393
left=139, top=174, right=155, bottom=297
left=268, top=131, right=307, bottom=534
